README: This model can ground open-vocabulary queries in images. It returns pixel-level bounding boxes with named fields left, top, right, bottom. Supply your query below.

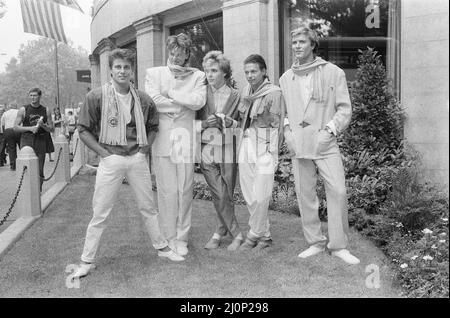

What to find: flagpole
left=54, top=39, right=61, bottom=112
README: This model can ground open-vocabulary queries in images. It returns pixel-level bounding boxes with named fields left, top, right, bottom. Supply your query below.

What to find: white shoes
left=73, top=262, right=95, bottom=278
left=175, top=241, right=189, bottom=256
left=298, top=245, right=325, bottom=258
left=158, top=249, right=185, bottom=262
left=331, top=249, right=360, bottom=265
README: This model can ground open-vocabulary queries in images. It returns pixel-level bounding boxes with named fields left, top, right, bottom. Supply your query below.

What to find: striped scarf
left=291, top=57, right=328, bottom=103
left=99, top=81, right=148, bottom=146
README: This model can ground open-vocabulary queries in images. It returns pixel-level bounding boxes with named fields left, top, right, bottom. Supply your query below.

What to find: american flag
left=19, top=0, right=84, bottom=44
left=52, top=0, right=83, bottom=13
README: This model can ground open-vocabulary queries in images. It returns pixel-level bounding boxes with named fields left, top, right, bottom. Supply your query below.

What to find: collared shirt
left=297, top=72, right=313, bottom=108
left=211, top=84, right=231, bottom=114
left=1, top=109, right=18, bottom=130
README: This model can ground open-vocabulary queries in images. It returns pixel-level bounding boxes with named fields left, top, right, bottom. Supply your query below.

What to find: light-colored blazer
left=279, top=63, right=352, bottom=159
left=145, top=66, right=207, bottom=158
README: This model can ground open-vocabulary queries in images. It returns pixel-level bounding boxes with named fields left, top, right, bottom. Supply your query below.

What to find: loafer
left=254, top=239, right=273, bottom=250
left=331, top=249, right=360, bottom=265
left=158, top=249, right=185, bottom=262
left=238, top=238, right=257, bottom=251
left=73, top=262, right=95, bottom=278
left=204, top=237, right=220, bottom=250
left=176, top=241, right=189, bottom=256
left=298, top=245, right=325, bottom=258
left=227, top=237, right=243, bottom=251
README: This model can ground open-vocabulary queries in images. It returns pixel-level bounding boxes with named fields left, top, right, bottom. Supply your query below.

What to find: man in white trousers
left=145, top=33, right=207, bottom=256
left=237, top=54, right=285, bottom=251
left=279, top=27, right=360, bottom=265
left=74, top=49, right=184, bottom=279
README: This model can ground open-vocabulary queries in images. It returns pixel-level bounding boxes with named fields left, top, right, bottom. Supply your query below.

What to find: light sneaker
left=331, top=249, right=360, bottom=265
left=204, top=237, right=220, bottom=250
left=227, top=237, right=243, bottom=251
left=73, top=262, right=95, bottom=278
left=176, top=241, right=189, bottom=256
left=298, top=245, right=325, bottom=258
left=158, top=249, right=185, bottom=262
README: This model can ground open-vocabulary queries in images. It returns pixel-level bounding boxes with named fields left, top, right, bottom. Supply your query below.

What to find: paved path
left=0, top=155, right=57, bottom=234
left=0, top=172, right=402, bottom=298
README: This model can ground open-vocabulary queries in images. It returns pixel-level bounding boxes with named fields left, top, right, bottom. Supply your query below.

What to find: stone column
left=97, top=38, right=115, bottom=85
left=89, top=54, right=101, bottom=89
left=222, top=0, right=276, bottom=89
left=401, top=0, right=449, bottom=188
left=16, top=147, right=41, bottom=218
left=133, top=15, right=164, bottom=90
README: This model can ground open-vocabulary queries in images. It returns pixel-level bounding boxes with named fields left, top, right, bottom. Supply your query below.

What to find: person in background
left=0, top=105, right=6, bottom=167
left=14, top=88, right=54, bottom=191
left=52, top=107, right=64, bottom=137
left=1, top=103, right=20, bottom=170
left=145, top=33, right=207, bottom=257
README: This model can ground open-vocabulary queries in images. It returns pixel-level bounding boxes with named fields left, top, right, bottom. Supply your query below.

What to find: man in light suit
left=145, top=33, right=207, bottom=257
left=279, top=27, right=360, bottom=265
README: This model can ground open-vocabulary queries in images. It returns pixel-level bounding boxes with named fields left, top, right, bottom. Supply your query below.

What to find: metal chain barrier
left=0, top=166, right=28, bottom=227
left=43, top=147, right=63, bottom=182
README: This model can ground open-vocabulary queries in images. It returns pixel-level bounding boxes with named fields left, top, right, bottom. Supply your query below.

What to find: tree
left=0, top=38, right=90, bottom=110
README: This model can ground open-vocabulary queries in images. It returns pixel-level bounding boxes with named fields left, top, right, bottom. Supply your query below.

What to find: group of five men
left=73, top=26, right=360, bottom=279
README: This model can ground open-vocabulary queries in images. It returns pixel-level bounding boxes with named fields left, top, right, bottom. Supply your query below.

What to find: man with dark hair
left=279, top=27, right=359, bottom=265
left=237, top=54, right=285, bottom=251
left=145, top=33, right=207, bottom=257
left=73, top=48, right=184, bottom=279
left=14, top=88, right=54, bottom=190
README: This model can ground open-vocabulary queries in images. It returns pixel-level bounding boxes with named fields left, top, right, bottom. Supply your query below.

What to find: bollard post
left=54, top=134, right=71, bottom=183
left=17, top=146, right=41, bottom=218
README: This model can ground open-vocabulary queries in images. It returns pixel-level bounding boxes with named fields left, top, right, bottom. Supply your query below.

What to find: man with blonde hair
left=196, top=50, right=243, bottom=251
left=145, top=33, right=207, bottom=257
left=279, top=27, right=360, bottom=265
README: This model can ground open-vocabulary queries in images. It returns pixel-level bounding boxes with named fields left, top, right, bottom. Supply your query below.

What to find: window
left=279, top=0, right=400, bottom=93
left=170, top=13, right=223, bottom=70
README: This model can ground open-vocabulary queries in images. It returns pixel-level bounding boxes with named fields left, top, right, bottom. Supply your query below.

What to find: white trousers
left=153, top=156, right=194, bottom=247
left=81, top=152, right=167, bottom=263
left=238, top=136, right=277, bottom=240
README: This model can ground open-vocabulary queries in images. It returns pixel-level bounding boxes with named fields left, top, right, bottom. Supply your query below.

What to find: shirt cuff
left=326, top=120, right=337, bottom=136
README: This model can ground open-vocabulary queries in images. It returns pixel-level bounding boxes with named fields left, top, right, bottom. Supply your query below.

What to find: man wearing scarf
left=145, top=33, right=207, bottom=257
left=279, top=27, right=360, bottom=265
left=196, top=51, right=243, bottom=251
left=237, top=54, right=285, bottom=251
left=73, top=49, right=184, bottom=279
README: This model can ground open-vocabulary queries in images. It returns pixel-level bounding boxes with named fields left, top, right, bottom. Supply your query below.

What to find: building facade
left=89, top=0, right=449, bottom=189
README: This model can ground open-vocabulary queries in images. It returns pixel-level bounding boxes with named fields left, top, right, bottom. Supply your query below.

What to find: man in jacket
left=279, top=27, right=360, bottom=265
